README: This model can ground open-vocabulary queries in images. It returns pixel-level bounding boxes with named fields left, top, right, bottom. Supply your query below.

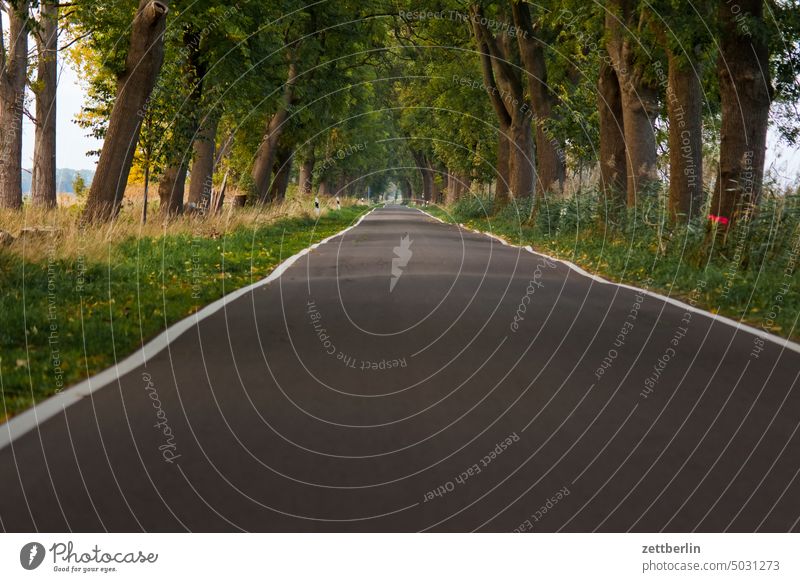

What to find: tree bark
left=666, top=50, right=703, bottom=221
left=31, top=0, right=58, bottom=209
left=158, top=163, right=187, bottom=217
left=606, top=0, right=660, bottom=206
left=251, top=61, right=297, bottom=202
left=512, top=1, right=565, bottom=197
left=709, top=0, right=771, bottom=228
left=266, top=142, right=293, bottom=202
left=298, top=150, right=315, bottom=195
left=495, top=131, right=511, bottom=200
left=82, top=0, right=170, bottom=222
left=188, top=113, right=219, bottom=208
left=597, top=61, right=627, bottom=206
left=0, top=1, right=29, bottom=210
left=509, top=117, right=536, bottom=200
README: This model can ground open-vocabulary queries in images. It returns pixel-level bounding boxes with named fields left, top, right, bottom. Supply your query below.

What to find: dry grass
left=0, top=193, right=353, bottom=263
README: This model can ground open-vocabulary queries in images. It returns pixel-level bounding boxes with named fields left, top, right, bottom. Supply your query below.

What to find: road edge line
left=0, top=208, right=375, bottom=451
left=414, top=206, right=800, bottom=356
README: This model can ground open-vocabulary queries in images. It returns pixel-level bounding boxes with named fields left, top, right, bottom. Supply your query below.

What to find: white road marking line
left=0, top=209, right=375, bottom=451
left=415, top=206, right=800, bottom=356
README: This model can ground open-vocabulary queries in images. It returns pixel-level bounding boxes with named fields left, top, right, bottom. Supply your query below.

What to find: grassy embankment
left=422, top=191, right=800, bottom=342
left=0, top=199, right=368, bottom=421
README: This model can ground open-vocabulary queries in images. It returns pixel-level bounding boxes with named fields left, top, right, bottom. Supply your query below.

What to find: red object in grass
left=708, top=214, right=729, bottom=225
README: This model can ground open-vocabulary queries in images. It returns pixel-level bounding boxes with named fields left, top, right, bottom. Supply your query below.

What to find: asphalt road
left=1, top=205, right=799, bottom=532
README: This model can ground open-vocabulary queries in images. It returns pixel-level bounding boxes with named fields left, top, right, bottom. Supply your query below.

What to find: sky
left=20, top=62, right=102, bottom=171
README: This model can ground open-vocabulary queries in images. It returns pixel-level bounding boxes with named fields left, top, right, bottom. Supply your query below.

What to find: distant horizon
left=20, top=168, right=94, bottom=195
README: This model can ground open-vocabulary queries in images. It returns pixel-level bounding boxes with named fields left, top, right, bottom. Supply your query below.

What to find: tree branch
left=472, top=4, right=524, bottom=109
left=470, top=5, right=512, bottom=126
left=59, top=28, right=92, bottom=51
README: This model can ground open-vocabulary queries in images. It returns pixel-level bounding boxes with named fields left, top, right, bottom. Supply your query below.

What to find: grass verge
left=420, top=193, right=800, bottom=343
left=0, top=204, right=368, bottom=422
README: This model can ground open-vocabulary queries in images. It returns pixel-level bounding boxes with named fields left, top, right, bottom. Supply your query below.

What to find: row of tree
left=0, top=1, right=798, bottom=232
left=392, top=0, right=800, bottom=230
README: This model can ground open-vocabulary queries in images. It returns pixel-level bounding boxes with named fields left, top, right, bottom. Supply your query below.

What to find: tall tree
left=471, top=12, right=511, bottom=203
left=0, top=0, right=30, bottom=210
left=187, top=112, right=219, bottom=208
left=650, top=0, right=709, bottom=221
left=605, top=0, right=660, bottom=206
left=82, top=0, right=170, bottom=221
left=266, top=138, right=294, bottom=202
left=512, top=0, right=566, bottom=197
left=665, top=48, right=704, bottom=221
left=31, top=0, right=59, bottom=208
left=297, top=146, right=315, bottom=196
left=597, top=61, right=628, bottom=205
left=158, top=24, right=205, bottom=217
left=471, top=3, right=535, bottom=203
left=251, top=60, right=297, bottom=203
left=709, top=0, right=771, bottom=228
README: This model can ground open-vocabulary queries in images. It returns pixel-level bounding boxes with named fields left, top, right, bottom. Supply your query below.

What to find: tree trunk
left=509, top=118, right=536, bottom=200
left=345, top=176, right=357, bottom=197
left=597, top=61, right=627, bottom=205
left=666, top=50, right=703, bottom=221
left=606, top=0, right=660, bottom=206
left=251, top=61, right=297, bottom=202
left=266, top=143, right=293, bottom=202
left=709, top=0, right=771, bottom=228
left=475, top=6, right=535, bottom=203
left=0, top=1, right=29, bottom=210
left=429, top=159, right=445, bottom=203
left=401, top=178, right=412, bottom=203
left=210, top=170, right=228, bottom=213
left=445, top=173, right=455, bottom=205
left=470, top=5, right=514, bottom=207
left=158, top=24, right=203, bottom=218
left=512, top=1, right=565, bottom=197
left=411, top=150, right=435, bottom=202
left=298, top=151, right=315, bottom=195
left=423, top=168, right=434, bottom=202
left=318, top=179, right=330, bottom=198
left=187, top=114, right=219, bottom=208
left=31, top=0, right=58, bottom=209
left=215, top=128, right=234, bottom=166
left=495, top=130, right=511, bottom=202
left=82, top=0, right=170, bottom=222
left=158, top=163, right=187, bottom=217
left=445, top=171, right=467, bottom=204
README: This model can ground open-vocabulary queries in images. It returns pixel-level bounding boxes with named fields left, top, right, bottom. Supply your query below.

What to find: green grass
left=421, top=191, right=800, bottom=342
left=0, top=205, right=367, bottom=421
